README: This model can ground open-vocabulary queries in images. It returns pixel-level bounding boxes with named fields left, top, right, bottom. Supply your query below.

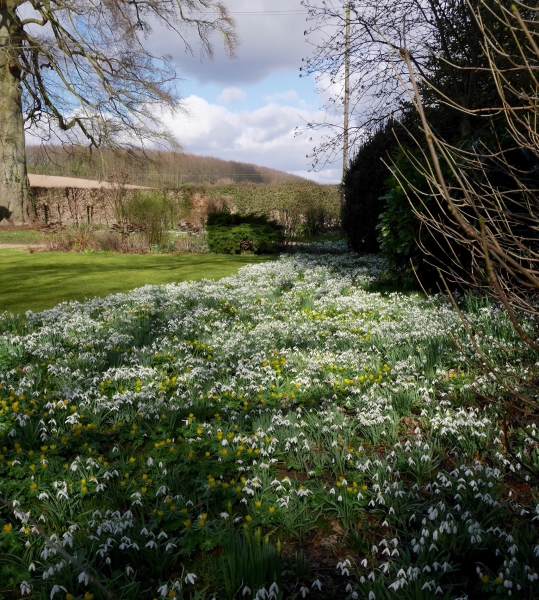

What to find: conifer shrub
left=343, top=119, right=404, bottom=253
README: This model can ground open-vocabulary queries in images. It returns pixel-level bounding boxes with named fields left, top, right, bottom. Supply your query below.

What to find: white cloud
left=165, top=95, right=338, bottom=182
left=265, top=90, right=299, bottom=103
left=217, top=87, right=246, bottom=104
left=146, top=0, right=314, bottom=85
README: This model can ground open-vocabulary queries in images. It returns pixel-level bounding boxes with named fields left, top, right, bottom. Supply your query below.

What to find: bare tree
left=393, top=1, right=539, bottom=430
left=0, top=0, right=237, bottom=223
left=300, top=0, right=493, bottom=170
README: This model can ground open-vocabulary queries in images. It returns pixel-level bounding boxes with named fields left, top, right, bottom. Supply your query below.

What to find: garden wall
left=30, top=180, right=341, bottom=235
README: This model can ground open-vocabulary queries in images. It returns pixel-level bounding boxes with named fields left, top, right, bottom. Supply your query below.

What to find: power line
left=189, top=10, right=308, bottom=15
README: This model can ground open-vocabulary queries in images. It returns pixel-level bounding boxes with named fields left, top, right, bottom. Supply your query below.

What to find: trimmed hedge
left=206, top=212, right=283, bottom=254
left=343, top=121, right=401, bottom=253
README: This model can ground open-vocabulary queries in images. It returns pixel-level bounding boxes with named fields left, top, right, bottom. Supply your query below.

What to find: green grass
left=0, top=249, right=274, bottom=313
left=0, top=228, right=48, bottom=244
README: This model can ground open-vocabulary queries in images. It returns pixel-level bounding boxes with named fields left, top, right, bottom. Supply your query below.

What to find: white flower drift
left=0, top=251, right=536, bottom=598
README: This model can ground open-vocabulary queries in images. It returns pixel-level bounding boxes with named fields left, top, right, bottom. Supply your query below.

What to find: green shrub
left=116, top=189, right=187, bottom=247
left=377, top=148, right=430, bottom=285
left=377, top=146, right=474, bottom=289
left=206, top=212, right=283, bottom=254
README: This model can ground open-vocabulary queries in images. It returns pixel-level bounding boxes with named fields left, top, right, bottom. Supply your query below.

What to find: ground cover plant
left=0, top=250, right=271, bottom=314
left=0, top=246, right=538, bottom=599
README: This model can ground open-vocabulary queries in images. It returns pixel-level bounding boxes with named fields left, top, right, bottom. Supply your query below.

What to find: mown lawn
left=0, top=228, right=48, bottom=245
left=0, top=249, right=274, bottom=313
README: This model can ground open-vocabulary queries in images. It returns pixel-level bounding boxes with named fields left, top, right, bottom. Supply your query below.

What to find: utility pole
left=341, top=2, right=351, bottom=230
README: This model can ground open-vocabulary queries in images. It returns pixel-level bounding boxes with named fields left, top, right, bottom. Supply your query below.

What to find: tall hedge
left=206, top=212, right=283, bottom=254
left=342, top=119, right=405, bottom=253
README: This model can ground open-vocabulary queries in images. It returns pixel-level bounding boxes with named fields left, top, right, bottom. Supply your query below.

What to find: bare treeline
left=26, top=146, right=305, bottom=188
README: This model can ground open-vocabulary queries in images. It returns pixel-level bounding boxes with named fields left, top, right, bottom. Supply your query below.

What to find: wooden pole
left=341, top=2, right=351, bottom=230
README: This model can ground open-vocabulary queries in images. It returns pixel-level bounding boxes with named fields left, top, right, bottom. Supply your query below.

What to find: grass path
left=0, top=249, right=274, bottom=313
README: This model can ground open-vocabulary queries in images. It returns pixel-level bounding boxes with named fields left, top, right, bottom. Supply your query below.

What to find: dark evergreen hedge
left=342, top=119, right=403, bottom=253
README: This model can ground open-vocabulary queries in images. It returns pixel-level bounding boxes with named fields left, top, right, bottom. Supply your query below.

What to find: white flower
left=157, top=584, right=168, bottom=596
left=185, top=572, right=197, bottom=585
left=50, top=585, right=67, bottom=598
left=20, top=581, right=32, bottom=596
left=311, top=579, right=322, bottom=591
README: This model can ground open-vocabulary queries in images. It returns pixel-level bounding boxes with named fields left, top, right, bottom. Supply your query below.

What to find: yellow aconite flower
left=30, top=482, right=37, bottom=490
left=3, top=523, right=13, bottom=533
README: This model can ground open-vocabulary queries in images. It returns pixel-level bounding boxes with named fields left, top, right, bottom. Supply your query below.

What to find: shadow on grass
left=0, top=250, right=276, bottom=313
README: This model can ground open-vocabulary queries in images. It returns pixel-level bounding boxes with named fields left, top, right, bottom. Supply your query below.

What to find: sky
left=146, top=0, right=343, bottom=183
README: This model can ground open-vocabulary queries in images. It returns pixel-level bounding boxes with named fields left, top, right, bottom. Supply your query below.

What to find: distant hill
left=26, top=145, right=306, bottom=188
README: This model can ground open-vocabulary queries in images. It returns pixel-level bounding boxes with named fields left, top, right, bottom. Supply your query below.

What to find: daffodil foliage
left=0, top=246, right=537, bottom=599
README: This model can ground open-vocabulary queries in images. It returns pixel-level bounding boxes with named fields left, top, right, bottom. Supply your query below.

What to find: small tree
left=0, top=0, right=237, bottom=223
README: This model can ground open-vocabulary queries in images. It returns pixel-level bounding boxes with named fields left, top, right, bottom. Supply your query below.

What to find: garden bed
left=0, top=250, right=537, bottom=599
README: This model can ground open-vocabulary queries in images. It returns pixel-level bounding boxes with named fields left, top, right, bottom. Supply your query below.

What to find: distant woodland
left=26, top=146, right=306, bottom=187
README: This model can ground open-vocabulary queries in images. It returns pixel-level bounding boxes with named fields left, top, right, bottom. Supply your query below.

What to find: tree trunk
left=0, top=2, right=33, bottom=224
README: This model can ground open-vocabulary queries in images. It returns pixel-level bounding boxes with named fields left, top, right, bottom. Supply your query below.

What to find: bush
left=377, top=149, right=433, bottom=286
left=206, top=212, right=283, bottom=254
left=116, top=189, right=187, bottom=247
left=377, top=146, right=474, bottom=289
left=342, top=116, right=420, bottom=253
